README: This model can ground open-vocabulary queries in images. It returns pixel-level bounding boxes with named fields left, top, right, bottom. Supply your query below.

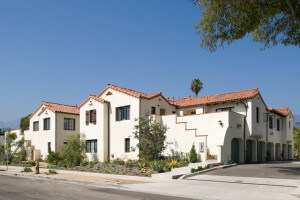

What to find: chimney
left=166, top=97, right=169, bottom=101
left=172, top=96, right=174, bottom=103
left=179, top=97, right=181, bottom=100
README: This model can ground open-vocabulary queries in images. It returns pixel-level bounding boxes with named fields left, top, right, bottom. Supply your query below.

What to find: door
left=258, top=142, right=263, bottom=163
left=231, top=138, right=239, bottom=164
left=288, top=145, right=292, bottom=160
left=246, top=140, right=253, bottom=163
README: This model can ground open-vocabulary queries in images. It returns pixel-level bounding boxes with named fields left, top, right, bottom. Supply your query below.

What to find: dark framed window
left=48, top=142, right=51, bottom=153
left=89, top=110, right=93, bottom=123
left=116, top=106, right=130, bottom=121
left=64, top=118, right=75, bottom=130
left=33, top=121, right=39, bottom=131
left=289, top=121, right=291, bottom=129
left=151, top=107, right=156, bottom=114
left=216, top=107, right=235, bottom=112
left=269, top=115, right=275, bottom=129
left=44, top=118, right=50, bottom=130
left=86, top=140, right=97, bottom=153
left=160, top=108, right=166, bottom=115
left=125, top=138, right=130, bottom=153
left=277, top=118, right=283, bottom=131
left=256, top=107, right=259, bottom=123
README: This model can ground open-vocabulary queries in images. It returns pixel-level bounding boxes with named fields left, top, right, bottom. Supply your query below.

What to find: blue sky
left=0, top=0, right=299, bottom=121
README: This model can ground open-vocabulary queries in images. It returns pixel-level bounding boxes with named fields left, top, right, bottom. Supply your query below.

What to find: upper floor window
left=86, top=109, right=96, bottom=125
left=151, top=107, right=156, bottom=115
left=216, top=107, right=235, bottom=112
left=256, top=107, right=259, bottom=123
left=125, top=138, right=130, bottom=153
left=64, top=118, right=75, bottom=130
left=44, top=118, right=50, bottom=130
left=86, top=139, right=97, bottom=153
left=33, top=121, right=39, bottom=131
left=289, top=121, right=291, bottom=129
left=277, top=118, right=283, bottom=131
left=269, top=115, right=275, bottom=129
left=160, top=108, right=166, bottom=115
left=116, top=106, right=130, bottom=121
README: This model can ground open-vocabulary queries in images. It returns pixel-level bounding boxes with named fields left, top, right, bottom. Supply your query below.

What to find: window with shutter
left=93, top=109, right=96, bottom=124
left=86, top=111, right=89, bottom=125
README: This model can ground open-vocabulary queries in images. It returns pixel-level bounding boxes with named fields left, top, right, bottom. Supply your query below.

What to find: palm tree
left=190, top=79, right=203, bottom=97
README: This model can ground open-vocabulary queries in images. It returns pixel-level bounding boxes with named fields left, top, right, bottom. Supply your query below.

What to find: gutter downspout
left=107, top=102, right=110, bottom=162
left=242, top=100, right=248, bottom=164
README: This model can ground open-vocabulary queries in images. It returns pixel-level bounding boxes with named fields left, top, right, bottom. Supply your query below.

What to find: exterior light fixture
left=218, top=120, right=223, bottom=126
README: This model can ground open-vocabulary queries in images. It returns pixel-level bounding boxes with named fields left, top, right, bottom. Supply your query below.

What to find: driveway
left=203, top=161, right=300, bottom=180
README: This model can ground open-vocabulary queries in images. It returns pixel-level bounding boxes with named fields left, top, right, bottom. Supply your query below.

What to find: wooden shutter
left=86, top=111, right=89, bottom=125
left=93, top=109, right=96, bottom=124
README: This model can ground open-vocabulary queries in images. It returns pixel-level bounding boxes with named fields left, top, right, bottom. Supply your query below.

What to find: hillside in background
left=0, top=119, right=20, bottom=130
left=294, top=115, right=300, bottom=128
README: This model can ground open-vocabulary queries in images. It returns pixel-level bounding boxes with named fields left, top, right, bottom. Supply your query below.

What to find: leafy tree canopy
left=133, top=117, right=168, bottom=160
left=192, top=0, right=300, bottom=52
left=294, top=128, right=300, bottom=158
left=20, top=114, right=31, bottom=132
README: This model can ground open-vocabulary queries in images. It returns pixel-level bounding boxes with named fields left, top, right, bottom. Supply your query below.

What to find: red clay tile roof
left=78, top=95, right=108, bottom=108
left=174, top=88, right=260, bottom=108
left=29, top=102, right=79, bottom=119
left=96, top=84, right=162, bottom=99
left=268, top=107, right=291, bottom=117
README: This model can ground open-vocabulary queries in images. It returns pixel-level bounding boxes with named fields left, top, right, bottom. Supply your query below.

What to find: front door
left=231, top=138, right=240, bottom=164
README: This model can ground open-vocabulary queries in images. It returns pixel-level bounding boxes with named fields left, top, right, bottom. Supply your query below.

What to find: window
left=44, top=118, right=50, bottom=130
left=64, top=118, right=75, bottom=130
left=63, top=142, right=68, bottom=145
left=160, top=108, right=166, bottom=115
left=269, top=115, right=275, bottom=129
left=216, top=107, right=235, bottom=112
left=86, top=109, right=96, bottom=125
left=289, top=121, right=291, bottom=129
left=151, top=107, right=156, bottom=114
left=89, top=110, right=93, bottom=123
left=125, top=138, right=130, bottom=153
left=86, top=140, right=97, bottom=153
left=256, top=107, right=259, bottom=123
left=116, top=106, right=130, bottom=121
left=48, top=142, right=51, bottom=153
left=33, top=121, right=39, bottom=131
left=277, top=118, right=283, bottom=131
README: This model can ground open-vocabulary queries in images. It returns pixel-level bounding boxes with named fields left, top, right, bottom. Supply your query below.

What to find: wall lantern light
left=218, top=120, right=223, bottom=126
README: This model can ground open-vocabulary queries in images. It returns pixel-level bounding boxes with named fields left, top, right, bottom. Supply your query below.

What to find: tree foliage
left=59, top=133, right=86, bottom=165
left=294, top=128, right=300, bottom=158
left=189, top=144, right=198, bottom=163
left=133, top=117, right=168, bottom=160
left=192, top=0, right=300, bottom=52
left=20, top=114, right=31, bottom=132
left=190, top=78, right=203, bottom=97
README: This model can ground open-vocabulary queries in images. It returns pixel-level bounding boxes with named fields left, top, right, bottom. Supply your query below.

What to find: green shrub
left=197, top=166, right=203, bottom=171
left=167, top=159, right=179, bottom=168
left=80, top=160, right=88, bottom=167
left=152, top=162, right=164, bottom=173
left=125, top=160, right=133, bottom=168
left=29, top=161, right=36, bottom=166
left=191, top=168, right=197, bottom=173
left=48, top=169, right=57, bottom=174
left=111, top=158, right=125, bottom=165
left=164, top=165, right=172, bottom=171
left=137, top=162, right=146, bottom=170
left=189, top=144, right=198, bottom=163
left=46, top=152, right=62, bottom=165
left=23, top=167, right=32, bottom=172
left=89, top=161, right=96, bottom=168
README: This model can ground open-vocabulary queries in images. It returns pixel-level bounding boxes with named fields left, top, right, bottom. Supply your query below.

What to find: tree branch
left=285, top=0, right=300, bottom=26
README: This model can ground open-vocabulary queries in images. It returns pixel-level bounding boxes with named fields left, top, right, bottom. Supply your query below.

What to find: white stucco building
left=23, top=84, right=293, bottom=164
left=24, top=102, right=79, bottom=160
left=78, top=84, right=294, bottom=164
left=4, top=129, right=24, bottom=153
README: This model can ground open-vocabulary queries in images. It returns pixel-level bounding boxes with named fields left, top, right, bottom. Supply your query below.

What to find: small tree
left=190, top=79, right=203, bottom=97
left=133, top=117, right=168, bottom=160
left=190, top=144, right=198, bottom=163
left=20, top=114, right=31, bottom=132
left=294, top=128, right=300, bottom=158
left=59, top=133, right=86, bottom=165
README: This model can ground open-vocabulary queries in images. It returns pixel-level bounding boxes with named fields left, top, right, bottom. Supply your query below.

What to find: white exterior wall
left=25, top=107, right=56, bottom=160
left=79, top=98, right=108, bottom=162
left=140, top=96, right=175, bottom=117
left=5, top=129, right=24, bottom=153
left=99, top=88, right=140, bottom=160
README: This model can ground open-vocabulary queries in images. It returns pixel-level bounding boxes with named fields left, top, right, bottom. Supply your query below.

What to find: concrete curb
left=179, top=163, right=237, bottom=180
left=0, top=170, right=123, bottom=189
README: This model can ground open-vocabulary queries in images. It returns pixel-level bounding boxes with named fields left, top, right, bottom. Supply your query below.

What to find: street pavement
left=0, top=174, right=192, bottom=200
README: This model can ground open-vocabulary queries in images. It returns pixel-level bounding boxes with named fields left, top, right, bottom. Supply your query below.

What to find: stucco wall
left=79, top=97, right=108, bottom=162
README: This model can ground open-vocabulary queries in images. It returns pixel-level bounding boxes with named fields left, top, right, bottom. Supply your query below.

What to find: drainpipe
left=242, top=100, right=248, bottom=164
left=107, top=102, right=110, bottom=162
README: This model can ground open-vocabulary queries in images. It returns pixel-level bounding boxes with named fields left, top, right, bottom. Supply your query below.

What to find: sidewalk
left=0, top=165, right=152, bottom=185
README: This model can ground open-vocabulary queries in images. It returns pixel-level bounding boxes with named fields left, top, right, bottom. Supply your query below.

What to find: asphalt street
left=0, top=174, right=193, bottom=200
